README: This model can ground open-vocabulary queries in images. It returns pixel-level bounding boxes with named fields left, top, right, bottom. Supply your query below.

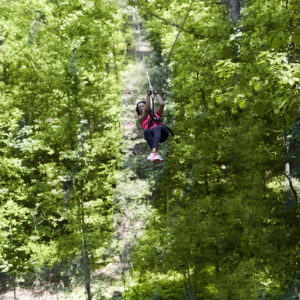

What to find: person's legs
left=144, top=129, right=154, bottom=149
left=153, top=126, right=169, bottom=149
left=159, top=126, right=169, bottom=144
left=152, top=126, right=162, bottom=150
left=151, top=126, right=169, bottom=163
left=144, top=126, right=169, bottom=162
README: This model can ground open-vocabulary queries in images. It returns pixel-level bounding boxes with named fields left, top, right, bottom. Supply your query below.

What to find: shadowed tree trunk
left=285, top=135, right=298, bottom=205
left=82, top=239, right=92, bottom=300
left=230, top=0, right=241, bottom=84
left=230, top=0, right=241, bottom=20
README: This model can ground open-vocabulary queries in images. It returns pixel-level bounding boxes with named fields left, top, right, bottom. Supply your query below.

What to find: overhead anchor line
left=136, top=1, right=193, bottom=108
left=135, top=7, right=155, bottom=109
left=155, top=0, right=194, bottom=88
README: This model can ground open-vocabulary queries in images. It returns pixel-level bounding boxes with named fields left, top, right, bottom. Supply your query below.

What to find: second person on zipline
left=136, top=89, right=169, bottom=163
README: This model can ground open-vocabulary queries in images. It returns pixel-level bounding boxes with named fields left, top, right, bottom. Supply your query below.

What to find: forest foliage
left=0, top=0, right=300, bottom=299
left=128, top=0, right=300, bottom=299
left=0, top=0, right=127, bottom=293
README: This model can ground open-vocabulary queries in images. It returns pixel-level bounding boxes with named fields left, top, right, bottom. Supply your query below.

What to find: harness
left=147, top=111, right=174, bottom=136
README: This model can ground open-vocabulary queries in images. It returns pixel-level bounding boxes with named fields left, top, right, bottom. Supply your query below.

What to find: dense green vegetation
left=0, top=0, right=300, bottom=299
left=0, top=0, right=127, bottom=297
left=128, top=0, right=300, bottom=299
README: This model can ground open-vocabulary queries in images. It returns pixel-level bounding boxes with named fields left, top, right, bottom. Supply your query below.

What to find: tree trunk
left=82, top=240, right=92, bottom=300
left=184, top=264, right=195, bottom=300
left=13, top=284, right=17, bottom=300
left=77, top=196, right=92, bottom=300
left=187, top=268, right=195, bottom=300
left=230, top=0, right=241, bottom=21
left=284, top=135, right=298, bottom=204
left=230, top=0, right=241, bottom=84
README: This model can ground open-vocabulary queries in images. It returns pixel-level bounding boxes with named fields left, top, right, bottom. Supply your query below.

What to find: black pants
left=144, top=126, right=169, bottom=150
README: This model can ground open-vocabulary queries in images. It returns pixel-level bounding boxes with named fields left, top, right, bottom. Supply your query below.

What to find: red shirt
left=141, top=113, right=163, bottom=130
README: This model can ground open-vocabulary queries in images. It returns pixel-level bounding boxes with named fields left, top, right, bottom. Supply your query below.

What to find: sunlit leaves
left=0, top=0, right=127, bottom=288
left=130, top=0, right=300, bottom=298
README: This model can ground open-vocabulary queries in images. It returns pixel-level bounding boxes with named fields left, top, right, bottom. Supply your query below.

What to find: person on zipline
left=136, top=89, right=169, bottom=163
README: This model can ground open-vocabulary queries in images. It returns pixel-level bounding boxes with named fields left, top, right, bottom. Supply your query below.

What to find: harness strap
left=166, top=126, right=174, bottom=136
left=147, top=112, right=174, bottom=136
left=147, top=112, right=162, bottom=129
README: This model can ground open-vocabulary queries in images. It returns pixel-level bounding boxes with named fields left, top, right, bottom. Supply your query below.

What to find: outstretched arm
left=155, top=90, right=164, bottom=116
left=137, top=90, right=151, bottom=125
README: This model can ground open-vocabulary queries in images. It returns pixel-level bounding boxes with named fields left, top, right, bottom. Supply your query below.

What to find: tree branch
left=142, top=11, right=194, bottom=35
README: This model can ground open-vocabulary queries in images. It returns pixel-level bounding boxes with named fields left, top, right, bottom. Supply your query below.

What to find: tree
left=0, top=0, right=126, bottom=297
left=129, top=0, right=300, bottom=298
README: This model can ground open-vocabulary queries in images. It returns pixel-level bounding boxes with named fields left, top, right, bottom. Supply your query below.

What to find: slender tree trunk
left=78, top=198, right=92, bottom=300
left=13, top=276, right=17, bottom=300
left=194, top=265, right=198, bottom=298
left=230, top=0, right=241, bottom=20
left=71, top=50, right=92, bottom=299
left=76, top=192, right=92, bottom=300
left=183, top=271, right=189, bottom=300
left=184, top=263, right=195, bottom=300
left=284, top=135, right=298, bottom=204
left=230, top=0, right=241, bottom=83
left=187, top=266, right=195, bottom=300
left=82, top=240, right=92, bottom=300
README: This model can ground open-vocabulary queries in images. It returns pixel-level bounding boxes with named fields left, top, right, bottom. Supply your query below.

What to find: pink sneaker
left=147, top=152, right=155, bottom=162
left=152, top=153, right=163, bottom=163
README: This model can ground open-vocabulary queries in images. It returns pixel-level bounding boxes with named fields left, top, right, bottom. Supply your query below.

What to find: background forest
left=0, top=0, right=300, bottom=299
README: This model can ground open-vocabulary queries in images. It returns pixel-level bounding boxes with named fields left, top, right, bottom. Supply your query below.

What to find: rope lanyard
left=135, top=1, right=194, bottom=91
left=146, top=68, right=154, bottom=113
left=136, top=8, right=155, bottom=110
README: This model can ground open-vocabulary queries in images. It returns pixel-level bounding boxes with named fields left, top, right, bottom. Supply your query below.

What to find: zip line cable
left=135, top=7, right=155, bottom=110
left=135, top=3, right=193, bottom=133
left=135, top=1, right=193, bottom=92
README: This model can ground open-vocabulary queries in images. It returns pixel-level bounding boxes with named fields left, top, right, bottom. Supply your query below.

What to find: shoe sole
left=153, top=159, right=163, bottom=164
